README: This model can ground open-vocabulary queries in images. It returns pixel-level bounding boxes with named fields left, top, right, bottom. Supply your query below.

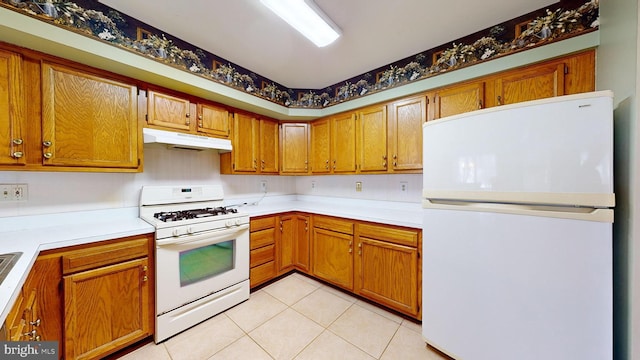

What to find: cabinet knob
left=382, top=155, right=387, bottom=160
left=30, top=318, right=41, bottom=327
left=382, top=161, right=386, bottom=167
left=12, top=138, right=23, bottom=145
left=142, top=265, right=148, bottom=272
left=12, top=151, right=23, bottom=158
left=497, top=96, right=502, bottom=105
left=198, top=114, right=203, bottom=120
left=143, top=275, right=148, bottom=282
left=42, top=141, right=52, bottom=147
left=43, top=152, right=52, bottom=159
left=23, top=330, right=36, bottom=338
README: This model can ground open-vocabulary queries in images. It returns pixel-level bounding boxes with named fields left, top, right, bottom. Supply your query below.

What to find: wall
left=0, top=146, right=421, bottom=218
left=597, top=0, right=639, bottom=359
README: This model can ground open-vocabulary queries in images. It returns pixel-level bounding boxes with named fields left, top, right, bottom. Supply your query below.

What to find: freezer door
left=422, top=208, right=612, bottom=360
left=422, top=91, right=614, bottom=207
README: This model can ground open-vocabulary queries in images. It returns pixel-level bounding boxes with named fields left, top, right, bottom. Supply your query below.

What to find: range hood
left=143, top=128, right=232, bottom=152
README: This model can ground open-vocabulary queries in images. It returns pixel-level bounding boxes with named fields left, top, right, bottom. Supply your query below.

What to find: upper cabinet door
left=494, top=63, right=565, bottom=106
left=232, top=112, right=258, bottom=172
left=280, top=123, right=309, bottom=174
left=358, top=105, right=387, bottom=173
left=197, top=103, right=230, bottom=138
left=0, top=49, right=25, bottom=166
left=310, top=118, right=331, bottom=174
left=147, top=90, right=191, bottom=132
left=41, top=62, right=139, bottom=169
left=432, top=81, right=485, bottom=120
left=259, top=118, right=279, bottom=173
left=389, top=95, right=426, bottom=171
left=331, top=113, right=357, bottom=173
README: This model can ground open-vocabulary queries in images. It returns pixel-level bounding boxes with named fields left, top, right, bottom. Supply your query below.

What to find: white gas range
left=139, top=185, right=250, bottom=343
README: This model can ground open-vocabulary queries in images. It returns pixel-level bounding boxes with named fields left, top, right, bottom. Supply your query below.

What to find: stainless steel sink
left=0, top=252, right=21, bottom=285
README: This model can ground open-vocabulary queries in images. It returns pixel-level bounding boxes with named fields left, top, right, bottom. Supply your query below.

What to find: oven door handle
left=156, top=224, right=249, bottom=247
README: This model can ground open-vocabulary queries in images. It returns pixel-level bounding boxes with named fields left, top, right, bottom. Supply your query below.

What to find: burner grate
left=153, top=207, right=238, bottom=222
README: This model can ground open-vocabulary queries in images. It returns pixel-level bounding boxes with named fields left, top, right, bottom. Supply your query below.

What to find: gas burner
left=153, top=207, right=238, bottom=222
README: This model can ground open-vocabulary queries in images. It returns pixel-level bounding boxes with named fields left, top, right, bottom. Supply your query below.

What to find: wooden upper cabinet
left=0, top=49, right=25, bottom=166
left=431, top=81, right=485, bottom=120
left=388, top=95, right=426, bottom=172
left=331, top=112, right=357, bottom=173
left=146, top=90, right=191, bottom=131
left=310, top=118, right=331, bottom=174
left=357, top=105, right=387, bottom=173
left=223, top=113, right=278, bottom=174
left=493, top=63, right=565, bottom=106
left=41, top=62, right=139, bottom=169
left=230, top=112, right=258, bottom=172
left=197, top=102, right=230, bottom=138
left=259, top=118, right=279, bottom=173
left=280, top=123, right=309, bottom=174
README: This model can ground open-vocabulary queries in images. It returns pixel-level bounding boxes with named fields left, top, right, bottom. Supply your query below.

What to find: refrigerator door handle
left=422, top=199, right=613, bottom=223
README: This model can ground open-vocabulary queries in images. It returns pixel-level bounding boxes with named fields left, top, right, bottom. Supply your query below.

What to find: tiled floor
left=118, top=273, right=448, bottom=360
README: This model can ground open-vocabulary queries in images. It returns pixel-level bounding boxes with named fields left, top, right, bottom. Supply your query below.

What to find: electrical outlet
left=0, top=183, right=28, bottom=201
left=260, top=180, right=267, bottom=193
left=355, top=181, right=362, bottom=192
left=311, top=181, right=316, bottom=191
left=400, top=181, right=408, bottom=193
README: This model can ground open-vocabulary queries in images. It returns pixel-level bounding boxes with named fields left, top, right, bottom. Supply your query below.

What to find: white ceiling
left=99, top=0, right=558, bottom=89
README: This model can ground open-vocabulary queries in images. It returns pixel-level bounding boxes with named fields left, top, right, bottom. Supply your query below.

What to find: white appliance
left=421, top=91, right=614, bottom=360
left=139, top=185, right=250, bottom=343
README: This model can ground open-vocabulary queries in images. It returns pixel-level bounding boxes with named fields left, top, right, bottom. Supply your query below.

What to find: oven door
left=155, top=224, right=249, bottom=315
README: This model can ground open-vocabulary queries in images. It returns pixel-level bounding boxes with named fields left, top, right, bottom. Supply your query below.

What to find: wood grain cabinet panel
left=64, top=258, right=150, bottom=360
left=388, top=95, right=426, bottom=171
left=0, top=49, right=26, bottom=166
left=197, top=102, right=230, bottom=138
left=311, top=219, right=354, bottom=290
left=41, top=62, right=139, bottom=170
left=221, top=114, right=278, bottom=174
left=355, top=223, right=420, bottom=317
left=357, top=105, right=388, bottom=173
left=310, top=118, right=331, bottom=173
left=331, top=112, right=357, bottom=173
left=280, top=123, right=309, bottom=174
left=494, top=63, right=565, bottom=106
left=431, top=81, right=485, bottom=120
left=146, top=90, right=191, bottom=131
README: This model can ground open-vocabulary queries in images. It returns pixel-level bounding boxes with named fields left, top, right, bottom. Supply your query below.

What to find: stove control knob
left=225, top=220, right=234, bottom=228
left=187, top=226, right=193, bottom=234
left=172, top=228, right=180, bottom=237
left=235, top=219, right=242, bottom=226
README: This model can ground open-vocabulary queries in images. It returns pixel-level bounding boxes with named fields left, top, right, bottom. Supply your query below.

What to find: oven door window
left=179, top=240, right=235, bottom=287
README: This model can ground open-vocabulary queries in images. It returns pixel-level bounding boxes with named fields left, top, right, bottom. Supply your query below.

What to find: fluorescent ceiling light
left=261, top=0, right=341, bottom=47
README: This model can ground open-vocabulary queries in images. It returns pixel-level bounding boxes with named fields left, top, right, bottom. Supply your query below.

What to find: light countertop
left=0, top=196, right=422, bottom=325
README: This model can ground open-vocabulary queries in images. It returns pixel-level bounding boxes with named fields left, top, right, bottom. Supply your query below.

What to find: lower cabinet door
left=356, top=238, right=419, bottom=317
left=312, top=228, right=353, bottom=290
left=64, top=258, right=150, bottom=360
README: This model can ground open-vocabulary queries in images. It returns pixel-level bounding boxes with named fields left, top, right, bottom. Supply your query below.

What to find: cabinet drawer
left=357, top=223, right=418, bottom=247
left=62, top=236, right=150, bottom=275
left=251, top=228, right=275, bottom=250
left=313, top=215, right=353, bottom=235
left=250, top=261, right=276, bottom=287
left=251, top=216, right=277, bottom=232
left=250, top=244, right=275, bottom=267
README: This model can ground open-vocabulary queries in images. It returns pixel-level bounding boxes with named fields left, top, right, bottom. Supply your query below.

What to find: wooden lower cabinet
left=355, top=223, right=421, bottom=317
left=2, top=234, right=154, bottom=360
left=250, top=215, right=278, bottom=287
left=311, top=216, right=355, bottom=291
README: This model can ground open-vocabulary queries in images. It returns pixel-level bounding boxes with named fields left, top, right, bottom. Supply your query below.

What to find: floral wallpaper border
left=1, top=0, right=599, bottom=109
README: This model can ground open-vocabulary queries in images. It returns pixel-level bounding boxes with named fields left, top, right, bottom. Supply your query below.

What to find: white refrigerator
left=421, top=91, right=614, bottom=360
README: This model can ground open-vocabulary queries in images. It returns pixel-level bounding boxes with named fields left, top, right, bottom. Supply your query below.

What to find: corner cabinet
left=41, top=62, right=140, bottom=170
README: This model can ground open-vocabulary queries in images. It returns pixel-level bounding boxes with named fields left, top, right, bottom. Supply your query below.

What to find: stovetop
left=153, top=207, right=238, bottom=222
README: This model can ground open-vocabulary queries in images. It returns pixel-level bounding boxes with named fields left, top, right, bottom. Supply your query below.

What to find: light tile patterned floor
left=117, top=273, right=448, bottom=360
